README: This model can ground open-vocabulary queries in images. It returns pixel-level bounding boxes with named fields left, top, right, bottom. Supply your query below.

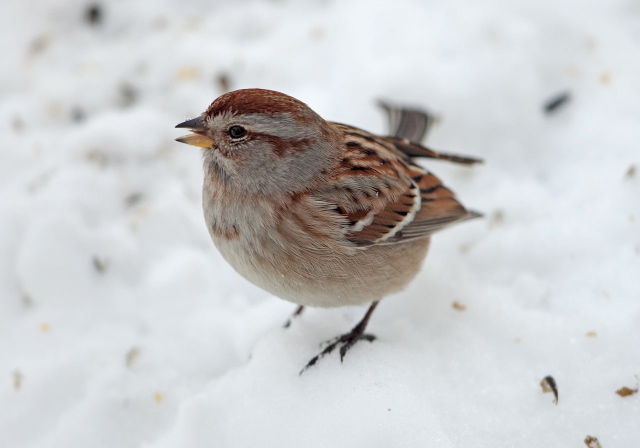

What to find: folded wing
left=317, top=123, right=481, bottom=247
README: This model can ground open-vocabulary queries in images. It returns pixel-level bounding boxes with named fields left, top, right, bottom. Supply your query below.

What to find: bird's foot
left=283, top=305, right=305, bottom=328
left=300, top=326, right=376, bottom=374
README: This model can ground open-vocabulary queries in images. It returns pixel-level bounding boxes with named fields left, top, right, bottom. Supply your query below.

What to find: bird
left=175, top=88, right=481, bottom=371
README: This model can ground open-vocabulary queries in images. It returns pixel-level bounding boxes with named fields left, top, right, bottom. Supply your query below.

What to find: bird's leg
left=301, top=301, right=379, bottom=373
left=283, top=305, right=305, bottom=328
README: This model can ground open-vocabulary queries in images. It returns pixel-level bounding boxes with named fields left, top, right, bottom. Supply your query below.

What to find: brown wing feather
left=348, top=182, right=421, bottom=245
left=315, top=123, right=480, bottom=247
left=378, top=100, right=438, bottom=143
left=389, top=137, right=483, bottom=165
left=396, top=170, right=480, bottom=241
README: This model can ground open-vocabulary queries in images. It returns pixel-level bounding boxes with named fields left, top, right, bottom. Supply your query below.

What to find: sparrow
left=175, top=89, right=481, bottom=371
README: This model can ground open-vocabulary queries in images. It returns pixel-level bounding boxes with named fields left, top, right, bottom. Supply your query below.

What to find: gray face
left=201, top=111, right=339, bottom=196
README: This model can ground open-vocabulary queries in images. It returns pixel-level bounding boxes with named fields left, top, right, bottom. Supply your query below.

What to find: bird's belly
left=212, top=232, right=431, bottom=308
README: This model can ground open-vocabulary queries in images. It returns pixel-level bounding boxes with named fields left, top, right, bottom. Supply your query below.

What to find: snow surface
left=1, top=0, right=639, bottom=447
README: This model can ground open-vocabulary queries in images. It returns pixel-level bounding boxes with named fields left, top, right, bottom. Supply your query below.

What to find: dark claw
left=300, top=330, right=377, bottom=374
left=299, top=301, right=380, bottom=375
left=302, top=355, right=319, bottom=373
left=283, top=305, right=305, bottom=329
left=319, top=334, right=341, bottom=348
left=339, top=334, right=375, bottom=362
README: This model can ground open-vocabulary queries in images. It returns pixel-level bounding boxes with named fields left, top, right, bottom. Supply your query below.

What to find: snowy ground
left=1, top=0, right=639, bottom=447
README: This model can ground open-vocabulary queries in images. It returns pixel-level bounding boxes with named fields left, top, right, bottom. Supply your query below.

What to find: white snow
left=1, top=0, right=639, bottom=447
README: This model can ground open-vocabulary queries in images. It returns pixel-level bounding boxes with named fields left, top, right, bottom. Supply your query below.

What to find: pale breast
left=204, top=191, right=431, bottom=307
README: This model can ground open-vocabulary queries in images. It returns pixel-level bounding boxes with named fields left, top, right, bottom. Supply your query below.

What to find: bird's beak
left=175, top=116, right=215, bottom=148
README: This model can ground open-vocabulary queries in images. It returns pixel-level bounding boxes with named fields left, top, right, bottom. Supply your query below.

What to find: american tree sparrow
left=176, top=89, right=481, bottom=371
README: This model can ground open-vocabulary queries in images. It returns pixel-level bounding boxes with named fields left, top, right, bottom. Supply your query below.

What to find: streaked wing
left=316, top=124, right=481, bottom=247
left=396, top=167, right=481, bottom=242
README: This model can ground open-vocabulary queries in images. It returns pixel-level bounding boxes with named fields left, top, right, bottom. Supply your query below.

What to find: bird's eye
left=228, top=125, right=247, bottom=139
